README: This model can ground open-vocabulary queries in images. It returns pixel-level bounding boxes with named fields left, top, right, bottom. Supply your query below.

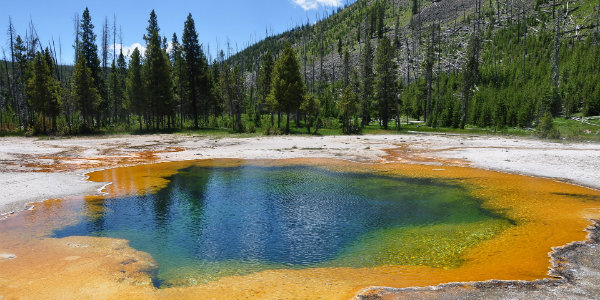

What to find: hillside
left=232, top=0, right=600, bottom=130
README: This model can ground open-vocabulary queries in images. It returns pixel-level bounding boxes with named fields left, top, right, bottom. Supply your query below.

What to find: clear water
left=53, top=165, right=513, bottom=287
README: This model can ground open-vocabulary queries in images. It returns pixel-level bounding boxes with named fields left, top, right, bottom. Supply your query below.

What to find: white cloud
left=292, top=0, right=342, bottom=10
left=111, top=42, right=175, bottom=59
left=166, top=41, right=174, bottom=54
left=111, top=43, right=146, bottom=58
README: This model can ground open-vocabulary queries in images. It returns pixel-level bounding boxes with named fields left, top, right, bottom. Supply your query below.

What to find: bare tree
left=101, top=17, right=109, bottom=78
left=522, top=3, right=527, bottom=81
left=113, top=15, right=117, bottom=64
left=7, top=17, right=16, bottom=110
left=553, top=0, right=562, bottom=90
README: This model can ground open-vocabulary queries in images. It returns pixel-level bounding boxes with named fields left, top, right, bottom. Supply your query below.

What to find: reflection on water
left=53, top=165, right=512, bottom=286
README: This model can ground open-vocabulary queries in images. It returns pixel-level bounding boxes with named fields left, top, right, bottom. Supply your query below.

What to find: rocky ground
left=355, top=221, right=600, bottom=300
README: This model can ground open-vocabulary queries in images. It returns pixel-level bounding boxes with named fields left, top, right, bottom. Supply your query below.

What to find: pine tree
left=11, top=35, right=29, bottom=130
left=460, top=34, right=481, bottom=129
left=126, top=48, right=144, bottom=130
left=79, top=7, right=104, bottom=127
left=72, top=51, right=100, bottom=130
left=374, top=37, right=397, bottom=129
left=338, top=86, right=358, bottom=134
left=209, top=60, right=222, bottom=124
left=116, top=50, right=127, bottom=122
left=26, top=50, right=61, bottom=133
left=268, top=42, right=305, bottom=134
left=257, top=50, right=274, bottom=119
left=27, top=52, right=48, bottom=133
left=108, top=50, right=126, bottom=125
left=300, top=94, right=320, bottom=134
left=360, top=39, right=374, bottom=126
left=43, top=49, right=61, bottom=132
left=182, top=13, right=204, bottom=129
left=219, top=62, right=244, bottom=132
left=143, top=10, right=174, bottom=129
left=343, top=48, right=351, bottom=87
left=170, top=33, right=186, bottom=128
left=424, top=25, right=435, bottom=125
left=231, top=65, right=245, bottom=132
left=411, top=0, right=419, bottom=16
left=538, top=110, right=560, bottom=139
left=376, top=0, right=386, bottom=39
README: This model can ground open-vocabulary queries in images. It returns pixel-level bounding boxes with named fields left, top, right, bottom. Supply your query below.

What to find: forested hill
left=232, top=0, right=600, bottom=130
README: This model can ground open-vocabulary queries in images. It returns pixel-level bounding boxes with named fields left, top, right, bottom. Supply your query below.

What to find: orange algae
left=18, top=147, right=185, bottom=173
left=1, top=158, right=600, bottom=300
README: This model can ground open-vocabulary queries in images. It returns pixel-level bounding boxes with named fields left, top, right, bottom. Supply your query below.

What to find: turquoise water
left=53, top=165, right=513, bottom=287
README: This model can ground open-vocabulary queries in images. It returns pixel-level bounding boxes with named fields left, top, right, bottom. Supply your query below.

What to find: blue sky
left=2, top=0, right=349, bottom=64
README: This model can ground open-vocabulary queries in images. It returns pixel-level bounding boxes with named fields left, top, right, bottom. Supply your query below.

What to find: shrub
left=537, top=111, right=560, bottom=139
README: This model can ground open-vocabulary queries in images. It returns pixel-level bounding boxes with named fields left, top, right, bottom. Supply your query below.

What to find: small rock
left=0, top=253, right=16, bottom=260
left=121, top=258, right=137, bottom=265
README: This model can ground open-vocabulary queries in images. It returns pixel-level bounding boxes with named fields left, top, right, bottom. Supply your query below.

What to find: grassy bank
left=2, top=115, right=599, bottom=142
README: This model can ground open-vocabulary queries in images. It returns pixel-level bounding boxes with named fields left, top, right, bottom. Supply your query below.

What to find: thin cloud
left=292, top=0, right=342, bottom=10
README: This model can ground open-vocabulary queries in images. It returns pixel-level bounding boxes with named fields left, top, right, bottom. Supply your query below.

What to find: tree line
left=0, top=8, right=300, bottom=134
left=1, top=0, right=599, bottom=136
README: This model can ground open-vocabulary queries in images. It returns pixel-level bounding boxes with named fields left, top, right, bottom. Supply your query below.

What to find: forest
left=0, top=0, right=599, bottom=138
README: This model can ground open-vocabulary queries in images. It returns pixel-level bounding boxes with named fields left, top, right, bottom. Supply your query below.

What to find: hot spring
left=53, top=164, right=512, bottom=287
left=2, top=159, right=599, bottom=300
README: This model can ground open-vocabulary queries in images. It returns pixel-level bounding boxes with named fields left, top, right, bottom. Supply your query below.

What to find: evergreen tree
left=268, top=43, right=305, bottom=134
left=26, top=50, right=61, bottom=133
left=220, top=62, right=244, bottom=132
left=376, top=1, right=386, bottom=39
left=257, top=50, right=274, bottom=118
left=79, top=7, right=104, bottom=126
left=538, top=110, right=560, bottom=139
left=360, top=39, right=374, bottom=126
left=72, top=51, right=100, bottom=130
left=231, top=65, right=245, bottom=132
left=343, top=48, right=351, bottom=87
left=108, top=56, right=124, bottom=124
left=300, top=94, right=320, bottom=134
left=424, top=25, right=435, bottom=125
left=143, top=10, right=174, bottom=129
left=412, top=0, right=419, bottom=16
left=170, top=33, right=186, bottom=128
left=374, top=37, right=397, bottom=129
left=116, top=50, right=127, bottom=122
left=11, top=35, right=30, bottom=130
left=338, top=86, right=359, bottom=134
left=337, top=37, right=343, bottom=61
left=182, top=13, right=205, bottom=129
left=460, top=34, right=481, bottom=129
left=126, top=48, right=144, bottom=130
left=209, top=60, right=223, bottom=124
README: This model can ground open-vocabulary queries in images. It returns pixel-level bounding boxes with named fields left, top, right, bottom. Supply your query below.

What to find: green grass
left=1, top=114, right=599, bottom=142
left=553, top=118, right=600, bottom=142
